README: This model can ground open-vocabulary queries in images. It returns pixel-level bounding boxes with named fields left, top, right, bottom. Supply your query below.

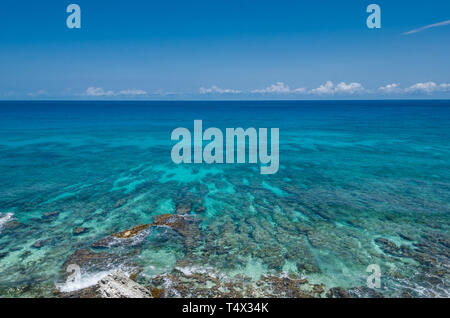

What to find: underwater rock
left=262, top=275, right=312, bottom=298
left=175, top=202, right=192, bottom=214
left=401, top=290, right=415, bottom=298
left=91, top=224, right=151, bottom=248
left=194, top=206, right=206, bottom=213
left=32, top=240, right=45, bottom=249
left=375, top=238, right=397, bottom=249
left=153, top=214, right=196, bottom=236
left=155, top=214, right=201, bottom=251
left=398, top=233, right=414, bottom=241
left=2, top=221, right=26, bottom=231
left=42, top=211, right=59, bottom=221
left=347, top=286, right=384, bottom=298
left=62, top=248, right=116, bottom=270
left=296, top=262, right=321, bottom=274
left=73, top=227, right=89, bottom=236
left=253, top=243, right=285, bottom=270
left=113, top=198, right=127, bottom=208
left=326, top=287, right=350, bottom=298
left=43, top=211, right=59, bottom=217
left=91, top=214, right=198, bottom=249
left=272, top=213, right=296, bottom=232
left=19, top=250, right=32, bottom=260
left=251, top=225, right=272, bottom=243
left=112, top=224, right=151, bottom=239
left=311, top=283, right=326, bottom=296
left=375, top=237, right=413, bottom=258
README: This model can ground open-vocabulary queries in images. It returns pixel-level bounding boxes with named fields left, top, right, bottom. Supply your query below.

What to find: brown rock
left=111, top=224, right=151, bottom=239
left=3, top=221, right=26, bottom=231
left=32, top=240, right=45, bottom=249
left=73, top=227, right=89, bottom=236
left=43, top=211, right=59, bottom=219
left=62, top=248, right=115, bottom=269
left=150, top=287, right=164, bottom=298
left=91, top=223, right=151, bottom=248
left=194, top=206, right=206, bottom=213
left=326, top=287, right=350, bottom=298
left=297, top=262, right=321, bottom=274
left=175, top=202, right=192, bottom=214
left=153, top=214, right=189, bottom=233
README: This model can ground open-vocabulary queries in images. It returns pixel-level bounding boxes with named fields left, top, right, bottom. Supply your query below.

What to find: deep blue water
left=0, top=100, right=449, bottom=297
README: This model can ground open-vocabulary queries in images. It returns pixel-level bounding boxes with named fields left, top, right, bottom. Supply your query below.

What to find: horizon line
left=1, top=98, right=450, bottom=102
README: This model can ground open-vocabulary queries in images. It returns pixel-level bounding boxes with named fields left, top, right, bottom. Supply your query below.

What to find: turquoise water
left=0, top=100, right=449, bottom=297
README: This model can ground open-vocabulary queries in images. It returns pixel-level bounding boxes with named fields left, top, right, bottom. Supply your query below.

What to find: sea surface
left=0, top=100, right=449, bottom=297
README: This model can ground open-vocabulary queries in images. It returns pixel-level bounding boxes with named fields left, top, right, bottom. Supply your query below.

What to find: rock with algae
left=91, top=214, right=200, bottom=249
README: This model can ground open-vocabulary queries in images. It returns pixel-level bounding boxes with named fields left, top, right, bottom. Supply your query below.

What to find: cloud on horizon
left=9, top=82, right=450, bottom=99
left=403, top=20, right=450, bottom=35
left=378, top=82, right=450, bottom=94
left=251, top=82, right=306, bottom=94
left=199, top=85, right=242, bottom=94
left=85, top=87, right=148, bottom=97
left=378, top=83, right=402, bottom=94
left=309, top=81, right=365, bottom=95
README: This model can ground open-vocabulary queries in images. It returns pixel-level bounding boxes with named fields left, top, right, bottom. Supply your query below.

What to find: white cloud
left=27, top=89, right=49, bottom=97
left=85, top=87, right=148, bottom=97
left=439, top=83, right=450, bottom=91
left=85, top=87, right=115, bottom=97
left=378, top=83, right=401, bottom=94
left=82, top=82, right=449, bottom=99
left=118, top=89, right=148, bottom=96
left=309, top=81, right=364, bottom=95
left=309, top=81, right=334, bottom=95
left=199, top=85, right=242, bottom=94
left=251, top=82, right=306, bottom=94
left=334, top=82, right=364, bottom=94
left=293, top=87, right=306, bottom=93
left=378, top=82, right=450, bottom=94
left=403, top=20, right=450, bottom=35
left=252, top=82, right=291, bottom=94
left=405, top=82, right=438, bottom=94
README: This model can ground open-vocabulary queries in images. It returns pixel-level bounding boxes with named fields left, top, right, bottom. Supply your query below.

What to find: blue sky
left=0, top=0, right=449, bottom=100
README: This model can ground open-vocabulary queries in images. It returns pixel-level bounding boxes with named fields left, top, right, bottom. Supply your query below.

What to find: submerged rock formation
left=112, top=224, right=152, bottom=239
left=73, top=227, right=89, bottom=236
left=91, top=224, right=151, bottom=248
left=91, top=214, right=201, bottom=250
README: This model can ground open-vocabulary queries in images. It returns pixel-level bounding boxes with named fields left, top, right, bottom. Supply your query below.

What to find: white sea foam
left=0, top=212, right=14, bottom=232
left=56, top=268, right=130, bottom=293
left=175, top=265, right=217, bottom=278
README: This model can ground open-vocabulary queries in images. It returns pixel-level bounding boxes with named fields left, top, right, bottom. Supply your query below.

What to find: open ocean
left=0, top=100, right=449, bottom=297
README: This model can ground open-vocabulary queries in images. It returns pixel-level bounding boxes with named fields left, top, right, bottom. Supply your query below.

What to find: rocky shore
left=53, top=216, right=387, bottom=298
left=58, top=271, right=152, bottom=298
left=1, top=209, right=448, bottom=298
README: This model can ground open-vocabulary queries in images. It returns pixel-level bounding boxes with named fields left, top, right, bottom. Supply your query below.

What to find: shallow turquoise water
left=0, top=101, right=449, bottom=297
